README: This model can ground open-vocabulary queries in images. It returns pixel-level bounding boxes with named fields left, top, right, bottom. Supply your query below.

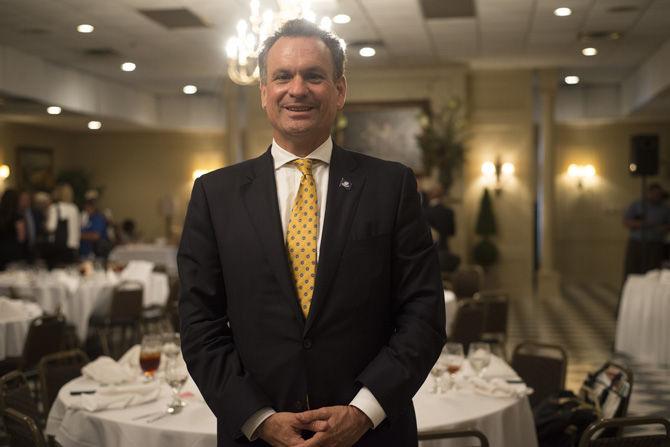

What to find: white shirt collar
left=271, top=137, right=333, bottom=170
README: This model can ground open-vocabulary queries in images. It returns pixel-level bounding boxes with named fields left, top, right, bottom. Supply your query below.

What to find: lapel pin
left=339, top=178, right=352, bottom=190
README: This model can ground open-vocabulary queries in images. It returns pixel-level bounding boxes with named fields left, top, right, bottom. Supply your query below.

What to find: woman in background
left=45, top=183, right=80, bottom=267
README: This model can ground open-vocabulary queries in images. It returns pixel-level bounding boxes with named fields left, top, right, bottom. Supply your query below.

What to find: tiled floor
left=508, top=281, right=670, bottom=435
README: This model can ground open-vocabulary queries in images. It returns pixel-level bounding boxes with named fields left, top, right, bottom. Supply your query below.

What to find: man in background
left=623, top=182, right=670, bottom=279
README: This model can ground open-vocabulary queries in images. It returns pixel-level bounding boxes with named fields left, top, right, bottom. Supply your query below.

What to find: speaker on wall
left=630, top=134, right=659, bottom=176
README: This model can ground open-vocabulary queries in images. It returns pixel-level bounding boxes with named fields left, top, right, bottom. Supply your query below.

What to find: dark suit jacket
left=178, top=145, right=446, bottom=446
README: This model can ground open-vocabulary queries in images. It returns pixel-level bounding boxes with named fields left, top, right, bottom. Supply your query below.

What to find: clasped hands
left=257, top=405, right=372, bottom=447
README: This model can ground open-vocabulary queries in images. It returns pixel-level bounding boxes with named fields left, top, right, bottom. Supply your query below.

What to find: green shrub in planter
left=473, top=238, right=498, bottom=267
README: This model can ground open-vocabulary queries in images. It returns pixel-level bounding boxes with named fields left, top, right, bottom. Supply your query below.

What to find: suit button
left=303, top=338, right=312, bottom=349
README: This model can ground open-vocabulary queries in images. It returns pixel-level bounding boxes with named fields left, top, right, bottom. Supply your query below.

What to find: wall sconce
left=481, top=157, right=515, bottom=195
left=567, top=164, right=596, bottom=188
left=0, top=164, right=10, bottom=180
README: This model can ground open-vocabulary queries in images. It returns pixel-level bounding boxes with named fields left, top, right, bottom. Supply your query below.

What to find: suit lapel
left=241, top=149, right=305, bottom=327
left=305, top=145, right=365, bottom=335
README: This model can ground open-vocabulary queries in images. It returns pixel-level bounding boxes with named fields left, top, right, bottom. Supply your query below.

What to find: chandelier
left=225, top=0, right=335, bottom=85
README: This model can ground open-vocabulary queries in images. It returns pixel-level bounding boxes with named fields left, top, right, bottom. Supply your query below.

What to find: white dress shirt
left=45, top=202, right=81, bottom=250
left=240, top=137, right=387, bottom=440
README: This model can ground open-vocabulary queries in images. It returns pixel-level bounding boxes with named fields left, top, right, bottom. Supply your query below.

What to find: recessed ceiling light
left=359, top=47, right=376, bottom=57
left=333, top=14, right=351, bottom=24
left=183, top=85, right=198, bottom=94
left=581, top=47, right=598, bottom=56
left=77, top=24, right=94, bottom=33
left=554, top=7, right=572, bottom=17
left=564, top=75, right=580, bottom=85
left=88, top=120, right=102, bottom=130
left=121, top=62, right=136, bottom=72
left=47, top=106, right=62, bottom=115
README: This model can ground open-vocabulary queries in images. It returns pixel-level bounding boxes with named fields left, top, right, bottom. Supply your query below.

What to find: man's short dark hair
left=258, top=18, right=346, bottom=83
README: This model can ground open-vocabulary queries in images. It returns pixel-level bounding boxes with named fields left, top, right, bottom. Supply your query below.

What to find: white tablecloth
left=109, top=244, right=178, bottom=275
left=0, top=269, right=169, bottom=341
left=46, top=356, right=537, bottom=447
left=0, top=297, right=43, bottom=360
left=615, top=270, right=670, bottom=364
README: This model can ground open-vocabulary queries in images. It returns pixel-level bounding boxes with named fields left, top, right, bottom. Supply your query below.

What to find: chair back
left=2, top=407, right=47, bottom=447
left=109, top=281, right=144, bottom=321
left=419, top=428, right=489, bottom=446
left=478, top=292, right=509, bottom=337
left=452, top=266, right=483, bottom=299
left=20, top=315, right=66, bottom=372
left=512, top=342, right=567, bottom=408
left=580, top=361, right=634, bottom=437
left=578, top=416, right=670, bottom=447
left=0, top=371, right=41, bottom=427
left=38, top=349, right=90, bottom=413
left=450, top=299, right=485, bottom=348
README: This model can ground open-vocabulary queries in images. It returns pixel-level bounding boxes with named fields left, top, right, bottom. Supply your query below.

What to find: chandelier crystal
left=225, top=0, right=336, bottom=85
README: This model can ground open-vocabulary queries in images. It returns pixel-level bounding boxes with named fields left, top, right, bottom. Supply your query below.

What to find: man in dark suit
left=178, top=19, right=445, bottom=447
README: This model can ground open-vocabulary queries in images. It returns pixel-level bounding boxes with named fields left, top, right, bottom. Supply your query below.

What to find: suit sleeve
left=356, top=166, right=446, bottom=420
left=178, top=177, right=273, bottom=440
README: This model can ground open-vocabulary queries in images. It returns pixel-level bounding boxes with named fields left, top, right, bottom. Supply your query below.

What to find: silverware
left=146, top=405, right=182, bottom=423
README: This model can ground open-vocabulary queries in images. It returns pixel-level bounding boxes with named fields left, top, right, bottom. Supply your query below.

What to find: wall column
left=537, top=69, right=560, bottom=297
left=223, top=79, right=247, bottom=164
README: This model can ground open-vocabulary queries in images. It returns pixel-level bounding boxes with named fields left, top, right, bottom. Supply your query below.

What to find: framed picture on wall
left=16, top=146, right=55, bottom=191
left=335, top=101, right=430, bottom=173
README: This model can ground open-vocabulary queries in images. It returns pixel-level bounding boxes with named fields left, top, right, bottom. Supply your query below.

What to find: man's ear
left=260, top=81, right=267, bottom=109
left=335, top=76, right=347, bottom=110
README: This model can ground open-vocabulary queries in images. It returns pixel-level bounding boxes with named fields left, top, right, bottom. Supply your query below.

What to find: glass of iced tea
left=140, top=334, right=162, bottom=379
left=443, top=343, right=464, bottom=392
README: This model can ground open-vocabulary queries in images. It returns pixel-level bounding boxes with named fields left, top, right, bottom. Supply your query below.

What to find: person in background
left=623, top=182, right=670, bottom=279
left=17, top=190, right=37, bottom=262
left=32, top=191, right=51, bottom=244
left=79, top=189, right=109, bottom=259
left=45, top=183, right=80, bottom=266
left=0, top=188, right=26, bottom=270
left=118, top=218, right=140, bottom=244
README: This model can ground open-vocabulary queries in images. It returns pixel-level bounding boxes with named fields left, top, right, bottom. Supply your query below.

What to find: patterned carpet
left=508, top=281, right=670, bottom=435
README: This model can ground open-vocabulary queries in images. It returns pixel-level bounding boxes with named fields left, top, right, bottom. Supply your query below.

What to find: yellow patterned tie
left=287, top=159, right=319, bottom=317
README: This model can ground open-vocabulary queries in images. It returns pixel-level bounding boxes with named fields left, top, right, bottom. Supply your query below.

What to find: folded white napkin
left=69, top=382, right=161, bottom=412
left=120, top=260, right=154, bottom=285
left=82, top=356, right=137, bottom=385
left=659, top=269, right=670, bottom=284
left=466, top=377, right=532, bottom=398
left=51, top=270, right=80, bottom=294
left=0, top=297, right=41, bottom=321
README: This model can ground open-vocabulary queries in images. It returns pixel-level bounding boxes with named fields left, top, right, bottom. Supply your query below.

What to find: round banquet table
left=615, top=270, right=670, bottom=365
left=0, top=269, right=169, bottom=341
left=109, top=244, right=178, bottom=275
left=46, top=356, right=537, bottom=447
left=0, top=298, right=42, bottom=360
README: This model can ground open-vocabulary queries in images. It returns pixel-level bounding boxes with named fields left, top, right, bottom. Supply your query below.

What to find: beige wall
left=464, top=70, right=536, bottom=298
left=0, top=122, right=227, bottom=240
left=554, top=120, right=670, bottom=288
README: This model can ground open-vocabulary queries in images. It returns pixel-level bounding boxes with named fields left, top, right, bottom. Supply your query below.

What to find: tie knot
left=293, top=158, right=314, bottom=176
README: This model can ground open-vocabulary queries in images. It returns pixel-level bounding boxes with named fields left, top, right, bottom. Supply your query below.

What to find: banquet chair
left=578, top=416, right=670, bottom=447
left=0, top=315, right=67, bottom=379
left=2, top=408, right=48, bottom=447
left=38, top=350, right=89, bottom=414
left=418, top=428, right=489, bottom=446
left=0, top=371, right=42, bottom=428
left=90, top=280, right=143, bottom=359
left=476, top=291, right=509, bottom=346
left=449, top=299, right=486, bottom=350
left=452, top=266, right=483, bottom=300
left=512, top=342, right=567, bottom=408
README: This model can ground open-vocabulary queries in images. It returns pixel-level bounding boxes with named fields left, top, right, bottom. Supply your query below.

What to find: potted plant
left=416, top=98, right=467, bottom=195
left=472, top=188, right=499, bottom=268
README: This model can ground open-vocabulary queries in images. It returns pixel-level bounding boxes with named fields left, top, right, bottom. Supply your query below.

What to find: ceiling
left=0, top=0, right=669, bottom=100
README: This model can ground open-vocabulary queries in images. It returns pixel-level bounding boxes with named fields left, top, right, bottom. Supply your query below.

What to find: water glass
left=468, top=342, right=492, bottom=377
left=140, top=334, right=162, bottom=379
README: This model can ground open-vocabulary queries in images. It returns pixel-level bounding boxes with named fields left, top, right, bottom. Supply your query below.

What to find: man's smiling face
left=260, top=36, right=346, bottom=152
